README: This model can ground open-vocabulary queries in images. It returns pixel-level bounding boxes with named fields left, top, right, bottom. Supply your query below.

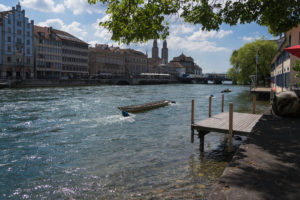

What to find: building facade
left=170, top=53, right=202, bottom=75
left=271, top=25, right=300, bottom=91
left=161, top=40, right=168, bottom=64
left=53, top=29, right=89, bottom=79
left=121, top=49, right=147, bottom=76
left=0, top=3, right=34, bottom=79
left=89, top=44, right=125, bottom=77
left=34, top=26, right=62, bottom=79
left=152, top=39, right=159, bottom=60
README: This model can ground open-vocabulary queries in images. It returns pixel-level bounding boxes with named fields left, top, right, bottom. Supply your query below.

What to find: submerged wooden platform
left=192, top=112, right=262, bottom=136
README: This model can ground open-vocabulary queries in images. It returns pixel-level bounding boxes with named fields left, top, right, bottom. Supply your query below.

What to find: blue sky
left=1, top=0, right=275, bottom=73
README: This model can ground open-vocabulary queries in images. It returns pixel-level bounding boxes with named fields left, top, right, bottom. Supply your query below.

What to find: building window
left=27, top=40, right=30, bottom=45
left=17, top=29, right=21, bottom=35
left=8, top=36, right=11, bottom=42
left=7, top=46, right=11, bottom=52
left=27, top=31, right=30, bottom=37
left=288, top=35, right=291, bottom=47
left=27, top=23, right=30, bottom=28
left=16, top=47, right=22, bottom=53
left=8, top=18, right=11, bottom=24
left=27, top=58, right=31, bottom=64
left=7, top=57, right=11, bottom=62
left=17, top=21, right=21, bottom=26
left=27, top=48, right=30, bottom=54
left=8, top=27, right=11, bottom=33
left=17, top=58, right=22, bottom=64
left=17, top=38, right=21, bottom=43
left=39, top=39, right=43, bottom=44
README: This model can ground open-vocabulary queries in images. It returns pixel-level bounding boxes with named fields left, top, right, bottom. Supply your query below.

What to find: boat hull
left=118, top=100, right=170, bottom=113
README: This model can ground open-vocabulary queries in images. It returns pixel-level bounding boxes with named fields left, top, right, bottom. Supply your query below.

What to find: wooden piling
left=252, top=95, right=256, bottom=114
left=209, top=96, right=212, bottom=117
left=200, top=133, right=205, bottom=152
left=221, top=94, right=224, bottom=112
left=191, top=100, right=195, bottom=143
left=229, top=103, right=233, bottom=152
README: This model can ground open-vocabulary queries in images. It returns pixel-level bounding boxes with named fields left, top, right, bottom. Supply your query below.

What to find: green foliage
left=88, top=0, right=300, bottom=44
left=227, top=39, right=277, bottom=85
left=293, top=60, right=300, bottom=78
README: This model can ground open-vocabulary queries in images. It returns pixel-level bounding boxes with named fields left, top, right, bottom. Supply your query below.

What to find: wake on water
left=95, top=114, right=135, bottom=125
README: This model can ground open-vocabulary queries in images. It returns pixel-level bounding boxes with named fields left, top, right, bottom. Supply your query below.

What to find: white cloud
left=64, top=0, right=105, bottom=15
left=0, top=4, right=10, bottom=11
left=88, top=40, right=99, bottom=47
left=188, top=29, right=233, bottom=41
left=242, top=36, right=255, bottom=42
left=170, top=24, right=195, bottom=36
left=21, top=0, right=64, bottom=13
left=38, top=18, right=87, bottom=39
left=92, top=17, right=113, bottom=43
left=168, top=35, right=228, bottom=52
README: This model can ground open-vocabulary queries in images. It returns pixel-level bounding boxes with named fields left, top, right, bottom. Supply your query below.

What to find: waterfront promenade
left=209, top=110, right=300, bottom=199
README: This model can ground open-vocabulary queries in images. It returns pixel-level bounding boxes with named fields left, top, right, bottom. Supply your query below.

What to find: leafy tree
left=88, top=0, right=300, bottom=44
left=293, top=60, right=300, bottom=78
left=228, top=39, right=277, bottom=85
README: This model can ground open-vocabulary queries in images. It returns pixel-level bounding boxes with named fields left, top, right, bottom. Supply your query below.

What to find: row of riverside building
left=0, top=3, right=202, bottom=81
left=271, top=25, right=300, bottom=91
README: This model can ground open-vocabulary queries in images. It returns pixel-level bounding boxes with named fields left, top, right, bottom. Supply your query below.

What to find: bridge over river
left=110, top=76, right=232, bottom=85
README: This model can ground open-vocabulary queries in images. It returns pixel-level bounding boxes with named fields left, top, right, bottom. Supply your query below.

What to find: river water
left=0, top=84, right=269, bottom=199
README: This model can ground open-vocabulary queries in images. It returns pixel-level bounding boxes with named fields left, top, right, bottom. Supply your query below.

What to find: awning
left=284, top=45, right=300, bottom=58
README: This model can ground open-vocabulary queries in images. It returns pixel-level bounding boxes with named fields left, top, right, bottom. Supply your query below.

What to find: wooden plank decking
left=192, top=112, right=262, bottom=135
left=250, top=87, right=271, bottom=94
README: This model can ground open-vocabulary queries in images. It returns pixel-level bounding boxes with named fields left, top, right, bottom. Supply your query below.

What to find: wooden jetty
left=250, top=87, right=271, bottom=100
left=250, top=87, right=271, bottom=94
left=191, top=95, right=262, bottom=152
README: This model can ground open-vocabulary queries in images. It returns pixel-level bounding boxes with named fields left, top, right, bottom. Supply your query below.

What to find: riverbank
left=209, top=110, right=300, bottom=199
left=0, top=79, right=182, bottom=88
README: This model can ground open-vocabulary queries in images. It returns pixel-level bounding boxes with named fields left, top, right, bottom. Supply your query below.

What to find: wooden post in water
left=191, top=100, right=195, bottom=143
left=229, top=103, right=233, bottom=152
left=209, top=96, right=212, bottom=117
left=199, top=131, right=205, bottom=152
left=252, top=95, right=256, bottom=114
left=221, top=94, right=224, bottom=112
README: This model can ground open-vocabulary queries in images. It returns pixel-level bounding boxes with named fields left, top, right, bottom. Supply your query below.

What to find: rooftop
left=34, top=26, right=61, bottom=41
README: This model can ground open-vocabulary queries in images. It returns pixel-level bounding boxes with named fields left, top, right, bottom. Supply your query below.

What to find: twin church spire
left=152, top=39, right=168, bottom=64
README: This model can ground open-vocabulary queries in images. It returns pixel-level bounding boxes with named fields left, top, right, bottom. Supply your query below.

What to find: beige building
left=34, top=26, right=62, bottom=79
left=159, top=62, right=186, bottom=78
left=271, top=24, right=300, bottom=91
left=121, top=49, right=147, bottom=76
left=170, top=53, right=202, bottom=76
left=89, top=44, right=125, bottom=77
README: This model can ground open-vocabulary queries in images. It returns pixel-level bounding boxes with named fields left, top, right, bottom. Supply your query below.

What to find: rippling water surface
left=0, top=84, right=269, bottom=199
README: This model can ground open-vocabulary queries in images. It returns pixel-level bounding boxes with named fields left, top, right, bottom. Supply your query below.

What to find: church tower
left=152, top=39, right=159, bottom=59
left=161, top=40, right=168, bottom=64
